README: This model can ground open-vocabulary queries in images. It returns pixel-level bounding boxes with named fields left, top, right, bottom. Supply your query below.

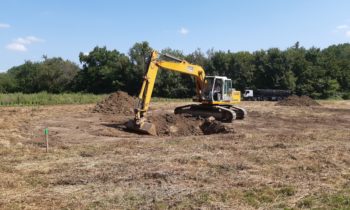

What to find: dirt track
left=1, top=101, right=350, bottom=209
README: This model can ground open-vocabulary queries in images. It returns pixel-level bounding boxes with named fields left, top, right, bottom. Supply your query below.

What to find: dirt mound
left=200, top=119, right=233, bottom=135
left=93, top=91, right=136, bottom=115
left=276, top=95, right=320, bottom=107
left=150, top=113, right=234, bottom=136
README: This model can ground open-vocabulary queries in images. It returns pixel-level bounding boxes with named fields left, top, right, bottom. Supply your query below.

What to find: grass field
left=0, top=100, right=349, bottom=209
left=0, top=92, right=106, bottom=106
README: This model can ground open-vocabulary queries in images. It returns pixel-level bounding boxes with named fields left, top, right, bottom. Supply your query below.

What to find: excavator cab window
left=213, top=78, right=223, bottom=101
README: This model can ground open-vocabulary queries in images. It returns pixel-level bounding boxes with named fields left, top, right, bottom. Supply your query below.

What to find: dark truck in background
left=243, top=89, right=291, bottom=101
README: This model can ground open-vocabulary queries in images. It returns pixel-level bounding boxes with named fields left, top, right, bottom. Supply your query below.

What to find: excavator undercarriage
left=174, top=104, right=247, bottom=122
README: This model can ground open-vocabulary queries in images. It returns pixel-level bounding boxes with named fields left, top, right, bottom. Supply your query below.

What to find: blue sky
left=0, top=0, right=350, bottom=72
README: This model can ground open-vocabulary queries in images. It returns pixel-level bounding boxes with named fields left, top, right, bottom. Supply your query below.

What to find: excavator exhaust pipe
left=125, top=119, right=157, bottom=136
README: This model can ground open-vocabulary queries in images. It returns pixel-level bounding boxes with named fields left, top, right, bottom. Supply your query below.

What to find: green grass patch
left=297, top=188, right=350, bottom=209
left=243, top=185, right=296, bottom=208
left=0, top=92, right=106, bottom=106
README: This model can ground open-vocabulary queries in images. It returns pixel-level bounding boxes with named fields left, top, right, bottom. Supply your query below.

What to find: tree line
left=0, top=41, right=349, bottom=99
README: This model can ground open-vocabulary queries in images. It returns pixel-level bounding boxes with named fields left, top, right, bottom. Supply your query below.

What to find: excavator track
left=174, top=104, right=246, bottom=122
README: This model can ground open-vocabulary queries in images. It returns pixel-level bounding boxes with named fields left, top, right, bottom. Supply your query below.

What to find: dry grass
left=0, top=101, right=350, bottom=209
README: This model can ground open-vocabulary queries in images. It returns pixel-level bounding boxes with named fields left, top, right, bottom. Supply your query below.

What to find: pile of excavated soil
left=93, top=91, right=136, bottom=115
left=150, top=113, right=234, bottom=136
left=200, top=120, right=233, bottom=135
left=276, top=95, right=320, bottom=107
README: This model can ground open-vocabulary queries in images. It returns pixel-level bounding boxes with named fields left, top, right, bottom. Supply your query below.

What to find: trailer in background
left=243, top=89, right=291, bottom=101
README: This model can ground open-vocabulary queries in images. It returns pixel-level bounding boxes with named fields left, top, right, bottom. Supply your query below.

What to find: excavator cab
left=203, top=76, right=240, bottom=103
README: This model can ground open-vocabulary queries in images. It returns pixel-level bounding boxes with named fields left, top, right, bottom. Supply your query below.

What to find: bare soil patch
left=150, top=113, right=203, bottom=136
left=1, top=100, right=350, bottom=209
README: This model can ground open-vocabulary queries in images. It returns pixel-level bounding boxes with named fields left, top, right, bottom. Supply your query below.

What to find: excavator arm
left=128, top=51, right=206, bottom=135
left=136, top=51, right=206, bottom=118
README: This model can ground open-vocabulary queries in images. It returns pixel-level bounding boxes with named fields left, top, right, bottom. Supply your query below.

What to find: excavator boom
left=136, top=51, right=206, bottom=113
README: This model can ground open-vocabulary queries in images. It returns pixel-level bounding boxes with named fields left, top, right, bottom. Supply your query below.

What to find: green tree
left=6, top=57, right=79, bottom=93
left=39, top=57, right=79, bottom=93
left=186, top=48, right=208, bottom=68
left=206, top=51, right=231, bottom=76
left=7, top=61, right=42, bottom=93
left=253, top=48, right=296, bottom=91
left=77, top=46, right=130, bottom=93
left=229, top=52, right=255, bottom=91
left=127, top=41, right=153, bottom=94
left=285, top=43, right=309, bottom=95
left=2, top=41, right=349, bottom=99
left=0, top=73, right=17, bottom=93
left=322, top=43, right=350, bottom=94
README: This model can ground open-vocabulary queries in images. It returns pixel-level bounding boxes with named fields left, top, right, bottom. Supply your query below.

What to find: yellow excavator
left=127, top=51, right=246, bottom=135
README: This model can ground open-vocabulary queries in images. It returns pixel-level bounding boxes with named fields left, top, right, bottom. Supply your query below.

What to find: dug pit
left=145, top=113, right=234, bottom=136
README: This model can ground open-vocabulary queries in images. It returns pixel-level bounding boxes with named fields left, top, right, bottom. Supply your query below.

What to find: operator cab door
left=212, top=78, right=223, bottom=101
left=222, top=79, right=232, bottom=101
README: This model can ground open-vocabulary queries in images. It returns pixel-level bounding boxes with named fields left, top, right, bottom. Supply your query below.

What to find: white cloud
left=346, top=31, right=350, bottom=37
left=6, top=43, right=27, bottom=52
left=6, top=36, right=44, bottom=52
left=0, top=23, right=10, bottom=28
left=337, top=24, right=349, bottom=30
left=179, top=27, right=189, bottom=35
left=16, top=36, right=44, bottom=44
left=334, top=24, right=350, bottom=38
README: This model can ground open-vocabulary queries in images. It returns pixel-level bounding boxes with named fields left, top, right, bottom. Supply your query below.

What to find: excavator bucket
left=125, top=119, right=157, bottom=136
